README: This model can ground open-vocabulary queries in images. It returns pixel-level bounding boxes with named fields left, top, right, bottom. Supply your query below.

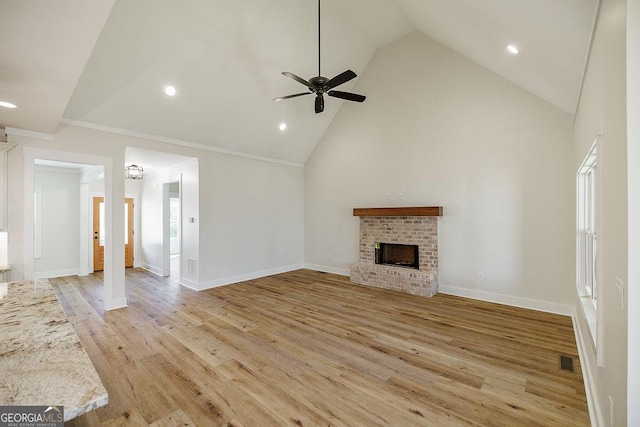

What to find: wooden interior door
left=93, top=197, right=105, bottom=271
left=125, top=198, right=134, bottom=268
left=93, top=197, right=135, bottom=271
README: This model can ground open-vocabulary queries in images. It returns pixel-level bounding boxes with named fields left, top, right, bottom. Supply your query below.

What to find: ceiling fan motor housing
left=310, top=76, right=329, bottom=93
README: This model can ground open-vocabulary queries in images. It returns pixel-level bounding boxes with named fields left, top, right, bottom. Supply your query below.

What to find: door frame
left=162, top=179, right=182, bottom=277
left=87, top=192, right=140, bottom=273
left=23, top=147, right=126, bottom=310
left=92, top=196, right=105, bottom=271
left=125, top=197, right=133, bottom=267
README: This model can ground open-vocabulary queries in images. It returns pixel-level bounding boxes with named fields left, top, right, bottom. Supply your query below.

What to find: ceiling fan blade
left=273, top=92, right=312, bottom=101
left=328, top=90, right=366, bottom=102
left=315, top=94, right=324, bottom=113
left=325, top=70, right=357, bottom=90
left=282, top=72, right=314, bottom=89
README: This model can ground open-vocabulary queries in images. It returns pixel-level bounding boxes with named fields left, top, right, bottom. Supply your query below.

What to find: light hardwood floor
left=52, top=269, right=589, bottom=426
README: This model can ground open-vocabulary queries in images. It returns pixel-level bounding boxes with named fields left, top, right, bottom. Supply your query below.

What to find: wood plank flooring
left=51, top=268, right=589, bottom=426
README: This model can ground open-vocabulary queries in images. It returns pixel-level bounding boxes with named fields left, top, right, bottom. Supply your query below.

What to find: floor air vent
left=559, top=355, right=575, bottom=373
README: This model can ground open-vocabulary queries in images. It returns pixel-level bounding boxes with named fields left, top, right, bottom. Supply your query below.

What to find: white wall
left=33, top=167, right=81, bottom=278
left=573, top=0, right=628, bottom=424
left=628, top=0, right=640, bottom=423
left=305, top=32, right=575, bottom=311
left=197, top=152, right=304, bottom=289
left=7, top=123, right=304, bottom=294
left=139, top=168, right=164, bottom=275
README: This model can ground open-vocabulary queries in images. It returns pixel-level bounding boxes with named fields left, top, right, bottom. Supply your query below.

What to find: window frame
left=576, top=138, right=603, bottom=364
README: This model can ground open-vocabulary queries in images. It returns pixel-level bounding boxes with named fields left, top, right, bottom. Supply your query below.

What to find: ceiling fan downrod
left=273, top=0, right=366, bottom=113
left=318, top=0, right=321, bottom=77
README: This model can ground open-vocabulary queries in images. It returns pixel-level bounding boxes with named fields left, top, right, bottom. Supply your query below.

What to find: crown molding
left=5, top=127, right=54, bottom=141
left=0, top=143, right=16, bottom=152
left=60, top=118, right=304, bottom=169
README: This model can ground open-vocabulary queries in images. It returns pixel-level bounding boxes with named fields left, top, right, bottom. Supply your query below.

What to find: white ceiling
left=125, top=147, right=196, bottom=170
left=1, top=0, right=597, bottom=165
left=0, top=0, right=115, bottom=133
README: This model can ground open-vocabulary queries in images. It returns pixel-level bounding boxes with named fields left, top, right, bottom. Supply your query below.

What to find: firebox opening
left=375, top=243, right=419, bottom=269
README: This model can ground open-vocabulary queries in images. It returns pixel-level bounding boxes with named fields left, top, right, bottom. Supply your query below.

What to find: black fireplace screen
left=375, top=243, right=419, bottom=269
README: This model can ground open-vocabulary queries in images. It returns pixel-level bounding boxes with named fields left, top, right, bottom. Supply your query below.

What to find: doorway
left=93, top=197, right=134, bottom=271
left=124, top=147, right=197, bottom=286
left=169, top=185, right=180, bottom=277
left=163, top=181, right=181, bottom=280
left=24, top=147, right=126, bottom=311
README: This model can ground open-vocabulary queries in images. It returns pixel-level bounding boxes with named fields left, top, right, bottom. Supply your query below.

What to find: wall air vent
left=187, top=258, right=197, bottom=279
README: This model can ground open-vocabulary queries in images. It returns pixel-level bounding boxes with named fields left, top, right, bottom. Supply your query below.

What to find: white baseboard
left=34, top=268, right=80, bottom=280
left=303, top=268, right=574, bottom=316
left=196, top=263, right=304, bottom=291
left=179, top=277, right=200, bottom=291
left=438, top=284, right=574, bottom=316
left=140, top=263, right=164, bottom=277
left=304, top=263, right=350, bottom=276
left=572, top=307, right=604, bottom=427
left=105, top=297, right=127, bottom=311
left=139, top=263, right=200, bottom=290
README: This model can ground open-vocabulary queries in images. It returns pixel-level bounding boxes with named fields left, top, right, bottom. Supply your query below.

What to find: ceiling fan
left=274, top=0, right=366, bottom=114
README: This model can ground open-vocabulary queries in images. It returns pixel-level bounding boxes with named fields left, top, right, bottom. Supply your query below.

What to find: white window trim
left=577, top=137, right=604, bottom=366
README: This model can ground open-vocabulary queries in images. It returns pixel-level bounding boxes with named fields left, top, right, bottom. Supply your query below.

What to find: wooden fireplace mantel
left=353, top=206, right=443, bottom=217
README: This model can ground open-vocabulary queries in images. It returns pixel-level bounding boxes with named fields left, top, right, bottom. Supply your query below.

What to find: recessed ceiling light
left=279, top=122, right=287, bottom=131
left=0, top=101, right=17, bottom=109
left=164, top=86, right=176, bottom=97
left=507, top=45, right=519, bottom=55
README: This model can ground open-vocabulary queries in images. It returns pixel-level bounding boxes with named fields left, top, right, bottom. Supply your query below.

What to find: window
left=0, top=231, right=8, bottom=266
left=170, top=198, right=180, bottom=239
left=169, top=198, right=180, bottom=256
left=577, top=141, right=599, bottom=345
left=578, top=150, right=597, bottom=303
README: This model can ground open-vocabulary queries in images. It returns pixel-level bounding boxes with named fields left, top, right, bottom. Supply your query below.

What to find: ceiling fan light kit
left=274, top=0, right=366, bottom=113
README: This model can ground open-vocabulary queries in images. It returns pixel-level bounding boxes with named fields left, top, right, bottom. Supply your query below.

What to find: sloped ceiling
left=0, top=0, right=115, bottom=133
left=1, top=0, right=597, bottom=165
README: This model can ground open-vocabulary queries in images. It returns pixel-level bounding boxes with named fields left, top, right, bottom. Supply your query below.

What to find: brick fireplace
left=350, top=207, right=442, bottom=297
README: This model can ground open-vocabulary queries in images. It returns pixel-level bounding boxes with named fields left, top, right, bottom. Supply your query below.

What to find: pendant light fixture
left=125, top=164, right=144, bottom=180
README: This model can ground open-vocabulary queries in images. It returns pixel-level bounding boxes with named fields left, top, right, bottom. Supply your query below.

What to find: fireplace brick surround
left=350, top=208, right=441, bottom=297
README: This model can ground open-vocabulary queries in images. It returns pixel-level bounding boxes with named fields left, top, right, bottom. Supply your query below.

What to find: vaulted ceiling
left=0, top=0, right=598, bottom=165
